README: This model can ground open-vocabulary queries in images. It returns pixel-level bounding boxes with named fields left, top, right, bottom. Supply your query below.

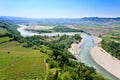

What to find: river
left=17, top=25, right=118, bottom=80
left=78, top=33, right=118, bottom=80
left=17, top=25, right=81, bottom=37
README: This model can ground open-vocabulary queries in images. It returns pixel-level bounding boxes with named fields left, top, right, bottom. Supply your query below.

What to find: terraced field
left=103, top=30, right=120, bottom=42
left=107, top=30, right=120, bottom=42
left=0, top=27, right=12, bottom=43
left=0, top=37, right=12, bottom=43
left=0, top=41, right=46, bottom=80
left=0, top=27, right=8, bottom=35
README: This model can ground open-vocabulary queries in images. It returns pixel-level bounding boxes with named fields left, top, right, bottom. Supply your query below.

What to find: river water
left=17, top=25, right=118, bottom=80
left=78, top=33, right=118, bottom=80
left=17, top=25, right=81, bottom=37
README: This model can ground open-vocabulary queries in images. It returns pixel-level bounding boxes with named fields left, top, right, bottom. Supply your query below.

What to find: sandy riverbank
left=90, top=36, right=120, bottom=79
left=68, top=34, right=86, bottom=58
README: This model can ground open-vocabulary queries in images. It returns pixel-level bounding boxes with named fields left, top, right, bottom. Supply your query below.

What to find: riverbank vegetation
left=0, top=21, right=108, bottom=80
left=0, top=22, right=46, bottom=79
left=0, top=22, right=23, bottom=43
left=25, top=25, right=84, bottom=34
left=101, top=30, right=120, bottom=59
left=24, top=34, right=108, bottom=80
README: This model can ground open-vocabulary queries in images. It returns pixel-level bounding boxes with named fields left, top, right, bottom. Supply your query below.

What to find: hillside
left=0, top=41, right=46, bottom=80
left=0, top=20, right=111, bottom=80
left=0, top=22, right=22, bottom=43
left=23, top=34, right=109, bottom=80
left=0, top=22, right=46, bottom=79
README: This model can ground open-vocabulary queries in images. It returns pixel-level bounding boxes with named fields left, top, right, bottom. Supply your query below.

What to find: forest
left=25, top=25, right=84, bottom=34
left=23, top=34, right=108, bottom=80
left=0, top=21, right=109, bottom=80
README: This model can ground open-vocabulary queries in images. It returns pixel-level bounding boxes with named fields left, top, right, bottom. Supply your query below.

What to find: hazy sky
left=0, top=0, right=120, bottom=18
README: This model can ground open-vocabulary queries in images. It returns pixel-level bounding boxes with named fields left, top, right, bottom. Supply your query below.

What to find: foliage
left=0, top=27, right=8, bottom=36
left=0, top=20, right=108, bottom=80
left=25, top=25, right=84, bottom=33
left=101, top=30, right=120, bottom=59
left=0, top=22, right=23, bottom=43
left=24, top=34, right=108, bottom=80
left=102, top=37, right=120, bottom=59
left=0, top=36, right=12, bottom=43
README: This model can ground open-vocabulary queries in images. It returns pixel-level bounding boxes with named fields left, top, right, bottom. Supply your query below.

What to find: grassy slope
left=106, top=30, right=120, bottom=42
left=0, top=37, right=12, bottom=43
left=0, top=41, right=46, bottom=80
left=0, top=27, right=8, bottom=35
left=102, top=30, right=120, bottom=42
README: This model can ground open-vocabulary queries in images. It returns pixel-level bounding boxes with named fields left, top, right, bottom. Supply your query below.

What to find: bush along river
left=78, top=33, right=118, bottom=80
left=17, top=25, right=118, bottom=80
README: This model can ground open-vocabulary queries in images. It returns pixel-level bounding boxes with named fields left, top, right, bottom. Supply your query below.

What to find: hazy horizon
left=1, top=16, right=120, bottom=19
left=0, top=0, right=120, bottom=18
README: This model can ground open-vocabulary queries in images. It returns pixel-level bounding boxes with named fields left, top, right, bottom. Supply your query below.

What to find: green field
left=104, top=30, right=120, bottom=42
left=101, top=29, right=120, bottom=59
left=0, top=37, right=12, bottom=43
left=0, top=41, right=46, bottom=80
left=0, top=28, right=8, bottom=36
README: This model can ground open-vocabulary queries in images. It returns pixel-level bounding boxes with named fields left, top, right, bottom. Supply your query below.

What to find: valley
left=0, top=17, right=120, bottom=80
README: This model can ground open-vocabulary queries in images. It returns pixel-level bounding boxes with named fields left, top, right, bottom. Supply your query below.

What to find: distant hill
left=0, top=16, right=120, bottom=27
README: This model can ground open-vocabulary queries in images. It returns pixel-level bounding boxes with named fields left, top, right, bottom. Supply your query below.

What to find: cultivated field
left=0, top=37, right=12, bottom=43
left=103, top=29, right=120, bottom=42
left=0, top=41, right=46, bottom=80
left=0, top=28, right=8, bottom=35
